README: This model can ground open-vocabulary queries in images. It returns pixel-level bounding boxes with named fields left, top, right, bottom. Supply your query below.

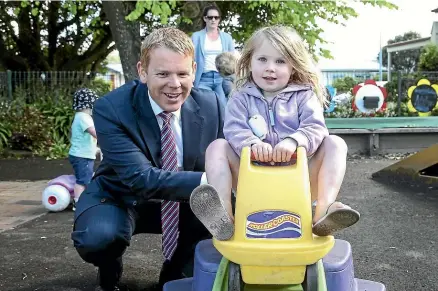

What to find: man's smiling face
left=137, top=47, right=196, bottom=112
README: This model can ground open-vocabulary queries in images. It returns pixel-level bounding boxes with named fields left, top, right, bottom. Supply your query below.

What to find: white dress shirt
left=148, top=93, right=208, bottom=185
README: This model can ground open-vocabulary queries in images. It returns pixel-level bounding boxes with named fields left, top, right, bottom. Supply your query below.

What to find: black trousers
left=71, top=199, right=212, bottom=288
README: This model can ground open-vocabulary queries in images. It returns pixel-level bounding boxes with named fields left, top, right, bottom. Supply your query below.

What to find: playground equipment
left=372, top=144, right=438, bottom=189
left=42, top=175, right=76, bottom=212
left=41, top=149, right=102, bottom=212
left=352, top=80, right=387, bottom=114
left=164, top=147, right=386, bottom=291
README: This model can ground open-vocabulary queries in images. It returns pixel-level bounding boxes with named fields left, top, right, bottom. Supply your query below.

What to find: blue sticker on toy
left=246, top=210, right=302, bottom=239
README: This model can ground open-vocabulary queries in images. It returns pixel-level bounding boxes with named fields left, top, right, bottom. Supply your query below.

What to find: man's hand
left=251, top=142, right=273, bottom=162
left=273, top=138, right=297, bottom=163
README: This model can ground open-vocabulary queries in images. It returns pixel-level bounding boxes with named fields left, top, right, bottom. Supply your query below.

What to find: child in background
left=68, top=88, right=98, bottom=210
left=215, top=51, right=238, bottom=99
left=190, top=25, right=360, bottom=240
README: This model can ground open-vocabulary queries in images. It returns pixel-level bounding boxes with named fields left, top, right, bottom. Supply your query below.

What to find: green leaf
left=31, top=8, right=38, bottom=16
left=151, top=3, right=162, bottom=17
left=71, top=4, right=77, bottom=15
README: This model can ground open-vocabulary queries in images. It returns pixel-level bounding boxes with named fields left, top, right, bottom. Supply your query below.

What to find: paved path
left=0, top=181, right=48, bottom=233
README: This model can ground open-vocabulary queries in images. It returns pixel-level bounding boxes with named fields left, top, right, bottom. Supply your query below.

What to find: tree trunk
left=102, top=1, right=140, bottom=83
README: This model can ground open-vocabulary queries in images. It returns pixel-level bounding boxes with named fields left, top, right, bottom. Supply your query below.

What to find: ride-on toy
left=42, top=175, right=76, bottom=212
left=41, top=149, right=102, bottom=212
left=164, top=147, right=385, bottom=291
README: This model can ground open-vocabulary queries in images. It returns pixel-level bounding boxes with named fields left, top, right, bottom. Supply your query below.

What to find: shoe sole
left=312, top=209, right=360, bottom=236
left=190, top=184, right=234, bottom=241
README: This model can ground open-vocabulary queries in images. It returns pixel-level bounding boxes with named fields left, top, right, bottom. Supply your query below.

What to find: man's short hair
left=215, top=52, right=237, bottom=77
left=140, top=27, right=194, bottom=70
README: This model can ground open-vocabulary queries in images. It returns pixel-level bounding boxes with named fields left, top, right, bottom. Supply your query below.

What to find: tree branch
left=91, top=43, right=116, bottom=72
left=47, top=1, right=60, bottom=67
left=57, top=13, right=80, bottom=32
left=0, top=35, right=28, bottom=70
left=0, top=9, right=20, bottom=45
left=15, top=5, right=50, bottom=70
left=60, top=28, right=113, bottom=70
left=31, top=6, right=41, bottom=49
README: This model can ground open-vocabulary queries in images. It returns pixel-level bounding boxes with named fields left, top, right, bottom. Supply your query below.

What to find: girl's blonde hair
left=235, top=25, right=327, bottom=106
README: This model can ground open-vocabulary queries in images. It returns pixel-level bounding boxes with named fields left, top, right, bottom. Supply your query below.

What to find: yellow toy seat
left=213, top=147, right=334, bottom=286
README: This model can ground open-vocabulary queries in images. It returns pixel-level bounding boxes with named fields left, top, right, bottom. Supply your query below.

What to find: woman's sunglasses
left=206, top=16, right=220, bottom=20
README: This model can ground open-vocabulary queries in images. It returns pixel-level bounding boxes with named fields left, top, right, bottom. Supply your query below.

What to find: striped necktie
left=159, top=111, right=180, bottom=260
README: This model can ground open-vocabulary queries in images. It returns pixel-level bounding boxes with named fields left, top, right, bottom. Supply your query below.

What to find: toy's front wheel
left=42, top=185, right=72, bottom=212
left=228, top=261, right=243, bottom=291
left=225, top=261, right=327, bottom=291
left=303, top=263, right=319, bottom=291
left=304, top=260, right=328, bottom=291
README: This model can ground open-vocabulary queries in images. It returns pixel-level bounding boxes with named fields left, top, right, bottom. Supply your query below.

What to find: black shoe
left=97, top=258, right=124, bottom=291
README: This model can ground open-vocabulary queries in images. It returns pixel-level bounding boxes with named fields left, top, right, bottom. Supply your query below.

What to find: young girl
left=68, top=88, right=98, bottom=210
left=190, top=25, right=360, bottom=240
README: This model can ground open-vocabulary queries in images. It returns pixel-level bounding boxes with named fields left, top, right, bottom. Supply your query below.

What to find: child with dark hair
left=69, top=88, right=98, bottom=210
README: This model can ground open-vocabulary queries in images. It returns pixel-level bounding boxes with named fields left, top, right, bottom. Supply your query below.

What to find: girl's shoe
left=312, top=202, right=360, bottom=236
left=190, top=184, right=234, bottom=241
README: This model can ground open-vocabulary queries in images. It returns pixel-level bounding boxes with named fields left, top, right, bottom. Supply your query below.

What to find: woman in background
left=192, top=4, right=235, bottom=106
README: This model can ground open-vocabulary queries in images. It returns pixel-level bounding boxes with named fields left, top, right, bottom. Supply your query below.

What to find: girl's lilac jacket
left=224, top=82, right=329, bottom=157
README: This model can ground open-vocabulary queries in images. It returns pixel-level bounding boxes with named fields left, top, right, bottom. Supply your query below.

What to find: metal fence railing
left=0, top=71, right=122, bottom=103
left=321, top=70, right=387, bottom=86
left=2, top=70, right=437, bottom=118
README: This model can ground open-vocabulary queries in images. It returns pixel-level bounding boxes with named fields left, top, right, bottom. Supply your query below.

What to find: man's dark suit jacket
left=74, top=80, right=224, bottom=220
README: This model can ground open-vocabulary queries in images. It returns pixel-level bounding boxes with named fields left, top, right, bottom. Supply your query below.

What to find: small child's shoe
left=72, top=198, right=78, bottom=212
left=312, top=202, right=360, bottom=236
left=190, top=184, right=234, bottom=241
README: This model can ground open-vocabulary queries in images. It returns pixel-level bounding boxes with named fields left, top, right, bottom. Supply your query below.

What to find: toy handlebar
left=250, top=151, right=298, bottom=161
left=242, top=146, right=308, bottom=172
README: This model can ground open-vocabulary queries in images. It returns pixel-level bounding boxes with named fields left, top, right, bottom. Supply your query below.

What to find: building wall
left=97, top=70, right=125, bottom=90
left=321, top=70, right=386, bottom=86
left=432, top=22, right=438, bottom=45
